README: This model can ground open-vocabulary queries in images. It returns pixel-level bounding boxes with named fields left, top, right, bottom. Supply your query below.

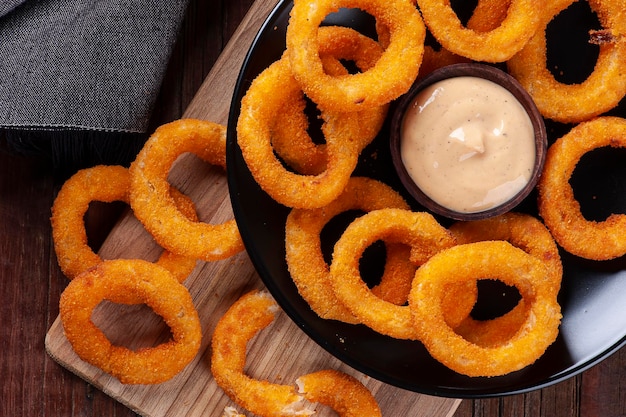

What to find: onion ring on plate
left=59, top=259, right=202, bottom=384
left=211, top=290, right=312, bottom=417
left=328, top=208, right=456, bottom=339
left=449, top=212, right=562, bottom=347
left=286, top=0, right=425, bottom=112
left=507, top=0, right=626, bottom=123
left=296, top=370, right=382, bottom=417
left=285, top=177, right=413, bottom=323
left=538, top=116, right=626, bottom=260
left=272, top=26, right=387, bottom=176
left=409, top=241, right=562, bottom=377
left=237, top=55, right=363, bottom=209
left=129, top=119, right=244, bottom=261
left=51, top=165, right=197, bottom=282
left=416, top=0, right=543, bottom=62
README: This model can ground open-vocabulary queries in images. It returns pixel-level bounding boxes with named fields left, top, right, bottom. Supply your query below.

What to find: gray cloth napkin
left=0, top=0, right=189, bottom=171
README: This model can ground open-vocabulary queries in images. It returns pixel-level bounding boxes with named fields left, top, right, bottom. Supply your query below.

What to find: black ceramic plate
left=226, top=0, right=626, bottom=398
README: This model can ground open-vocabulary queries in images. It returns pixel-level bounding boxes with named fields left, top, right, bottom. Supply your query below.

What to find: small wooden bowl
left=389, top=63, right=547, bottom=221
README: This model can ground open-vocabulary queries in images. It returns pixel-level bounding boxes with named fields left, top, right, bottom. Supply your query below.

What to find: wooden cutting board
left=45, top=0, right=461, bottom=416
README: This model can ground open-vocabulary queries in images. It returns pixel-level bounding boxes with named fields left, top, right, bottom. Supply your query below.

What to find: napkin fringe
left=3, top=128, right=146, bottom=178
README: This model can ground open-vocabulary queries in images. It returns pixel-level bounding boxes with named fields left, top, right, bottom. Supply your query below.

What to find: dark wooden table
left=1, top=0, right=624, bottom=416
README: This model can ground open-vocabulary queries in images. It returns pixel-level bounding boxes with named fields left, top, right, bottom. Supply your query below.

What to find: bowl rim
left=389, top=62, right=548, bottom=221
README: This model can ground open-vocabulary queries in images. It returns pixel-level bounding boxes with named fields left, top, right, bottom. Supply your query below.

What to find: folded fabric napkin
left=0, top=0, right=189, bottom=172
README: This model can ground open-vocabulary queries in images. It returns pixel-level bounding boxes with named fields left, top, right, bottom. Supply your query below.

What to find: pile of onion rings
left=53, top=118, right=245, bottom=383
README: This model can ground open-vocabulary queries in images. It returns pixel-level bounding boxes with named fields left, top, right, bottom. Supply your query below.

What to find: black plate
left=226, top=0, right=626, bottom=398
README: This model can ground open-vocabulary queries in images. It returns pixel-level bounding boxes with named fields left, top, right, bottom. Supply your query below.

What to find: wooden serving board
left=45, top=0, right=461, bottom=416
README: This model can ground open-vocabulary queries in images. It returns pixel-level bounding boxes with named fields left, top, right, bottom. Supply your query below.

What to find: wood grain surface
left=1, top=0, right=623, bottom=416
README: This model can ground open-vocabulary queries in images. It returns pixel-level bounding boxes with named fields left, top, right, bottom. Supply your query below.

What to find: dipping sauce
left=400, top=76, right=536, bottom=214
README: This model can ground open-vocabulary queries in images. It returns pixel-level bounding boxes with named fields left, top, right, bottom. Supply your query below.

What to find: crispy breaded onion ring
left=449, top=212, right=562, bottom=347
left=272, top=26, right=387, bottom=175
left=286, top=0, right=425, bottom=112
left=51, top=165, right=197, bottom=282
left=285, top=177, right=413, bottom=323
left=507, top=0, right=626, bottom=123
left=211, top=290, right=312, bottom=417
left=409, top=241, right=562, bottom=377
left=296, top=370, right=382, bottom=417
left=538, top=116, right=626, bottom=260
left=59, top=259, right=202, bottom=384
left=328, top=208, right=456, bottom=339
left=416, top=0, right=543, bottom=62
left=129, top=119, right=244, bottom=261
left=237, top=55, right=363, bottom=209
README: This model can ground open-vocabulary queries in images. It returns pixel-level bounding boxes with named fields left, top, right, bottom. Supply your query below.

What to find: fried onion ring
left=286, top=0, right=425, bottom=112
left=507, top=0, right=626, bottom=123
left=59, top=259, right=202, bottom=384
left=328, top=208, right=456, bottom=339
left=416, top=0, right=543, bottom=62
left=296, top=370, right=382, bottom=417
left=237, top=55, right=363, bottom=209
left=51, top=165, right=197, bottom=282
left=211, top=290, right=312, bottom=417
left=271, top=26, right=387, bottom=175
left=538, top=116, right=626, bottom=260
left=449, top=212, right=562, bottom=347
left=285, top=177, right=413, bottom=323
left=409, top=241, right=562, bottom=377
left=129, top=119, right=244, bottom=261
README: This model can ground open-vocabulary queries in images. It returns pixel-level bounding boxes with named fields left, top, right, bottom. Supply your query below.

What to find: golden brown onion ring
left=538, top=116, right=626, bottom=260
left=507, top=0, right=626, bottom=123
left=211, top=290, right=312, bottom=417
left=409, top=241, right=562, bottom=377
left=129, top=119, right=244, bottom=261
left=237, top=55, right=363, bottom=209
left=51, top=165, right=197, bottom=282
left=59, top=259, right=202, bottom=384
left=286, top=0, right=425, bottom=112
left=328, top=208, right=456, bottom=339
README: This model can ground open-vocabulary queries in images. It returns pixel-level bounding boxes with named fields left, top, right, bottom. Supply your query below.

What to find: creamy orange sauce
left=400, top=76, right=535, bottom=214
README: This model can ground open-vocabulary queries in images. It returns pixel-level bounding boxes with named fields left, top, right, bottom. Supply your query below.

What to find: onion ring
left=211, top=290, right=312, bottom=417
left=271, top=26, right=387, bottom=175
left=296, top=370, right=382, bottom=417
left=286, top=0, right=426, bottom=112
left=507, top=0, right=626, bottom=123
left=328, top=208, right=456, bottom=339
left=409, top=241, right=562, bottom=377
left=59, top=259, right=202, bottom=384
left=237, top=55, right=363, bottom=209
left=449, top=212, right=562, bottom=347
left=416, top=0, right=543, bottom=62
left=129, top=119, right=244, bottom=261
left=538, top=116, right=626, bottom=260
left=51, top=165, right=197, bottom=282
left=285, top=177, right=413, bottom=323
